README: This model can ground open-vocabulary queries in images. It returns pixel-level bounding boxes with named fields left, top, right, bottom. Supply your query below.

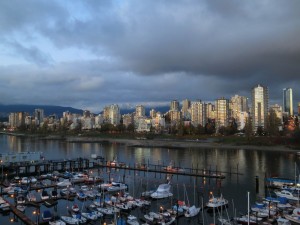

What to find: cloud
left=0, top=0, right=300, bottom=111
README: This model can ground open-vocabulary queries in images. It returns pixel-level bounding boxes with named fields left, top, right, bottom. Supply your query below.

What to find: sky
left=0, top=0, right=300, bottom=113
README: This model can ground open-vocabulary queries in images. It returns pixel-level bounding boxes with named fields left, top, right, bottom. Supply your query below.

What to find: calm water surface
left=0, top=134, right=298, bottom=225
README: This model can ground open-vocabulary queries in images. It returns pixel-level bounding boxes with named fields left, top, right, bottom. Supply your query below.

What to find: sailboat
left=184, top=180, right=200, bottom=217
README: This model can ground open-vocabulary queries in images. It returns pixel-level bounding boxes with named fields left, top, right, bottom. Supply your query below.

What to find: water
left=0, top=134, right=298, bottom=224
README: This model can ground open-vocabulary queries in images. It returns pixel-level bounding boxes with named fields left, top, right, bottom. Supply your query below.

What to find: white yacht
left=206, top=193, right=228, bottom=210
left=274, top=190, right=300, bottom=201
left=57, top=179, right=72, bottom=188
left=107, top=182, right=128, bottom=192
left=150, top=183, right=173, bottom=199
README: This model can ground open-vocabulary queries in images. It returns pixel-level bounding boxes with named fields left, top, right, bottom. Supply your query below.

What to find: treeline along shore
left=1, top=131, right=299, bottom=152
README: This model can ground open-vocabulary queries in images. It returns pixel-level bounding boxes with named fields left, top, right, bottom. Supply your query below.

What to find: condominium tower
left=251, top=84, right=269, bottom=131
left=283, top=88, right=293, bottom=116
left=216, top=97, right=229, bottom=128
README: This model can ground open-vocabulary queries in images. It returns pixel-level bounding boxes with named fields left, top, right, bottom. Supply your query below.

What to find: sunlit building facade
left=251, top=84, right=269, bottom=132
left=216, top=97, right=229, bottom=128
left=191, top=100, right=206, bottom=126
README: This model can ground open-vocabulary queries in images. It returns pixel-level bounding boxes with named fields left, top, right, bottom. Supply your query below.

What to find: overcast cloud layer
left=0, top=0, right=300, bottom=112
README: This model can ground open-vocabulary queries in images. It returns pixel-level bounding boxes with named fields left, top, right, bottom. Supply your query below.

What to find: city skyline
left=1, top=1, right=300, bottom=112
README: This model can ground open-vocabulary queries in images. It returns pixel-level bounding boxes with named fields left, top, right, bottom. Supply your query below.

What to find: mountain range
left=0, top=104, right=170, bottom=119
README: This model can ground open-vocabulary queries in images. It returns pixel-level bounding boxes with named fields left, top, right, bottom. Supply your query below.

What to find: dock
left=9, top=202, right=36, bottom=225
left=0, top=156, right=243, bottom=180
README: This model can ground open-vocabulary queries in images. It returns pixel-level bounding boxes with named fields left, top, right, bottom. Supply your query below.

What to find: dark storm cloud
left=0, top=0, right=300, bottom=110
left=7, top=41, right=54, bottom=67
left=35, top=0, right=300, bottom=82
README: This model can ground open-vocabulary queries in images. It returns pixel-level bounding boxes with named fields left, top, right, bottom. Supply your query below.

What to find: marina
left=0, top=134, right=299, bottom=225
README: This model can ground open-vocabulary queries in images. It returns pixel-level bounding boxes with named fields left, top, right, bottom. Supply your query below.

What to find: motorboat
left=60, top=216, right=80, bottom=225
left=70, top=173, right=88, bottom=183
left=27, top=192, right=37, bottom=202
left=16, top=204, right=26, bottom=212
left=184, top=205, right=201, bottom=217
left=57, top=179, right=72, bottom=188
left=77, top=191, right=87, bottom=200
left=284, top=208, right=300, bottom=224
left=107, top=182, right=128, bottom=192
left=49, top=220, right=66, bottom=225
left=206, top=193, right=228, bottom=210
left=72, top=204, right=80, bottom=213
left=127, top=215, right=140, bottom=225
left=41, top=190, right=50, bottom=200
left=150, top=183, right=173, bottom=199
left=17, top=195, right=26, bottom=204
left=81, top=211, right=99, bottom=221
left=277, top=217, right=291, bottom=225
left=51, top=190, right=58, bottom=198
left=274, top=190, right=300, bottom=201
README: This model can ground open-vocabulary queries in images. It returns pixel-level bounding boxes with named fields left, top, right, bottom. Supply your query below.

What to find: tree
left=265, top=109, right=280, bottom=136
left=244, top=117, right=253, bottom=141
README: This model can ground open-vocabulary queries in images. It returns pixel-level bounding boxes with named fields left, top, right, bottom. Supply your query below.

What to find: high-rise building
left=109, top=104, right=121, bottom=125
left=270, top=104, right=283, bottom=124
left=181, top=99, right=191, bottom=119
left=170, top=100, right=179, bottom=111
left=206, top=103, right=215, bottom=119
left=135, top=105, right=145, bottom=117
left=230, top=95, right=248, bottom=118
left=191, top=100, right=206, bottom=126
left=34, top=108, right=44, bottom=125
left=149, top=109, right=156, bottom=118
left=283, top=88, right=293, bottom=116
left=230, top=95, right=249, bottom=129
left=251, top=84, right=269, bottom=132
left=216, top=97, right=229, bottom=128
left=103, top=104, right=121, bottom=125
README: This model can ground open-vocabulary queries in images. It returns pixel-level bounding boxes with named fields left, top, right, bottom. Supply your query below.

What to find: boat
left=0, top=201, right=10, bottom=212
left=107, top=182, right=128, bottom=192
left=42, top=210, right=52, bottom=221
left=17, top=195, right=26, bottom=204
left=41, top=190, right=50, bottom=200
left=150, top=183, right=173, bottom=199
left=60, top=216, right=80, bottom=225
left=16, top=204, right=26, bottom=212
left=127, top=215, right=140, bottom=225
left=274, top=190, right=300, bottom=201
left=81, top=211, right=99, bottom=221
left=57, top=179, right=72, bottom=188
left=234, top=216, right=258, bottom=225
left=44, top=199, right=58, bottom=207
left=184, top=205, right=200, bottom=217
left=206, top=193, right=228, bottom=210
left=77, top=191, right=87, bottom=200
left=49, top=220, right=66, bottom=225
left=71, top=214, right=87, bottom=224
left=277, top=217, right=291, bottom=225
left=27, top=192, right=37, bottom=202
left=51, top=190, right=58, bottom=198
left=163, top=160, right=185, bottom=172
left=72, top=204, right=80, bottom=213
left=284, top=208, right=300, bottom=224
left=70, top=173, right=88, bottom=183
left=144, top=212, right=163, bottom=222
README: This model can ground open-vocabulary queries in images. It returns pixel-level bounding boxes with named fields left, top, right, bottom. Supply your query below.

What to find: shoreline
left=65, top=137, right=300, bottom=152
left=1, top=132, right=299, bottom=152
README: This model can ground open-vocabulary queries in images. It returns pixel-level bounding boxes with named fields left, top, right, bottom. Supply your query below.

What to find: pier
left=0, top=156, right=243, bottom=180
left=9, top=202, right=35, bottom=225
